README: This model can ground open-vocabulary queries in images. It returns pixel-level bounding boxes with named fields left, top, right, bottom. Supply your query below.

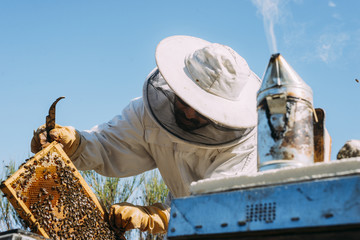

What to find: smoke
left=251, top=0, right=282, bottom=54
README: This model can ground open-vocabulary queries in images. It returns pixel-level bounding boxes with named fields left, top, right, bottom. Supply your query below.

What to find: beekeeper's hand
left=109, top=202, right=170, bottom=234
left=31, top=124, right=80, bottom=157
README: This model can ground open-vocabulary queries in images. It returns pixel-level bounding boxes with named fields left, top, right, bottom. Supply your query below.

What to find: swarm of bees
left=1, top=142, right=122, bottom=240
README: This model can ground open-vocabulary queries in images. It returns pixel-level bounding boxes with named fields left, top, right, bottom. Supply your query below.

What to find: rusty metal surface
left=257, top=95, right=314, bottom=170
left=313, top=108, right=332, bottom=163
left=337, top=140, right=360, bottom=159
left=313, top=108, right=325, bottom=163
left=257, top=54, right=315, bottom=171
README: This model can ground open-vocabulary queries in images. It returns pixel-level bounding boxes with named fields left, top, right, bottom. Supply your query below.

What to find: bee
left=356, top=79, right=359, bottom=83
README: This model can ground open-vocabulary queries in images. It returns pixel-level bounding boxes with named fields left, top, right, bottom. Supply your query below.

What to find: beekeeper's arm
left=69, top=98, right=157, bottom=177
left=31, top=97, right=170, bottom=233
left=32, top=98, right=155, bottom=176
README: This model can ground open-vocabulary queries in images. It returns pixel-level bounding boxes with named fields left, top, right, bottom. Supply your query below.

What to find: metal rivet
left=221, top=223, right=228, bottom=227
left=291, top=217, right=300, bottom=221
left=195, top=225, right=202, bottom=229
left=324, top=213, right=333, bottom=219
left=238, top=221, right=246, bottom=226
left=171, top=228, right=176, bottom=232
left=172, top=212, right=177, bottom=218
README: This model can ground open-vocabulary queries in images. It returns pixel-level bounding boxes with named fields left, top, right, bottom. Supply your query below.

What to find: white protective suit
left=70, top=92, right=257, bottom=198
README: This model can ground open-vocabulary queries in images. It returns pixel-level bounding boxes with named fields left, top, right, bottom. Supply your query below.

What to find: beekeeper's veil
left=143, top=35, right=261, bottom=147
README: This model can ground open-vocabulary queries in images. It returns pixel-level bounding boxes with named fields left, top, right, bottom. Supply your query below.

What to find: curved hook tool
left=46, top=96, right=65, bottom=142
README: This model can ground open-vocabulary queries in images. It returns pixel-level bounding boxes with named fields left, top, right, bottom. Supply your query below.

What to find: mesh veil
left=143, top=68, right=255, bottom=147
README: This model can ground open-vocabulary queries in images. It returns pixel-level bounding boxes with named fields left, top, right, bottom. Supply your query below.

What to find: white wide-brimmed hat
left=155, top=35, right=261, bottom=129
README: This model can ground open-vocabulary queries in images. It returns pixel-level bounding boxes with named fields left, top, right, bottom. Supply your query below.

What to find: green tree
left=81, top=170, right=145, bottom=211
left=139, top=170, right=169, bottom=240
left=143, top=170, right=169, bottom=205
left=0, top=160, right=27, bottom=231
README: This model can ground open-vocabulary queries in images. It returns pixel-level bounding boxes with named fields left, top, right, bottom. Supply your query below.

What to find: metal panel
left=167, top=175, right=360, bottom=239
left=0, top=229, right=49, bottom=240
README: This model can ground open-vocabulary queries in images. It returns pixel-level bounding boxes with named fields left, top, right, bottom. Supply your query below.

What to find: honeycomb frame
left=0, top=142, right=118, bottom=239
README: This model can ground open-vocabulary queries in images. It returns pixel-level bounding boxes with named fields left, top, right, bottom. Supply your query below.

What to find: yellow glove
left=109, top=202, right=170, bottom=234
left=31, top=124, right=80, bottom=157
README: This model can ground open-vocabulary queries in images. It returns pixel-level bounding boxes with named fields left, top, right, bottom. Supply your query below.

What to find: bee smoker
left=257, top=53, right=315, bottom=171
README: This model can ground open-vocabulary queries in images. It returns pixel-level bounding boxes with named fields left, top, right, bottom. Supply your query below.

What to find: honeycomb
left=0, top=142, right=122, bottom=240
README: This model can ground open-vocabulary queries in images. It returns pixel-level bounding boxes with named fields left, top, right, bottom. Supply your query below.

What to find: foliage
left=139, top=170, right=169, bottom=240
left=0, top=160, right=28, bottom=231
left=80, top=170, right=145, bottom=211
left=143, top=170, right=169, bottom=205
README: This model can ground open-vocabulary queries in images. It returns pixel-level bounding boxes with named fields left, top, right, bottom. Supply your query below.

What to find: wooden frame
left=0, top=142, right=109, bottom=239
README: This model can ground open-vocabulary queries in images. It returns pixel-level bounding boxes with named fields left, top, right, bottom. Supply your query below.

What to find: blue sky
left=0, top=0, right=359, bottom=166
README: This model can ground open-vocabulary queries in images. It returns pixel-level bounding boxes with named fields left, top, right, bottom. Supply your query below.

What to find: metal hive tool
left=0, top=142, right=121, bottom=240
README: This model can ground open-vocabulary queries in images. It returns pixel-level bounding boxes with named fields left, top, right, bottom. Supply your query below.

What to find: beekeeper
left=31, top=35, right=261, bottom=234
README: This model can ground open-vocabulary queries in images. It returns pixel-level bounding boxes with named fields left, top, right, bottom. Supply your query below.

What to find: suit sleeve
left=71, top=98, right=156, bottom=177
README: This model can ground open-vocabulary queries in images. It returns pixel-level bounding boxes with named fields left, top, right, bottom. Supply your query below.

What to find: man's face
left=174, top=96, right=210, bottom=131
